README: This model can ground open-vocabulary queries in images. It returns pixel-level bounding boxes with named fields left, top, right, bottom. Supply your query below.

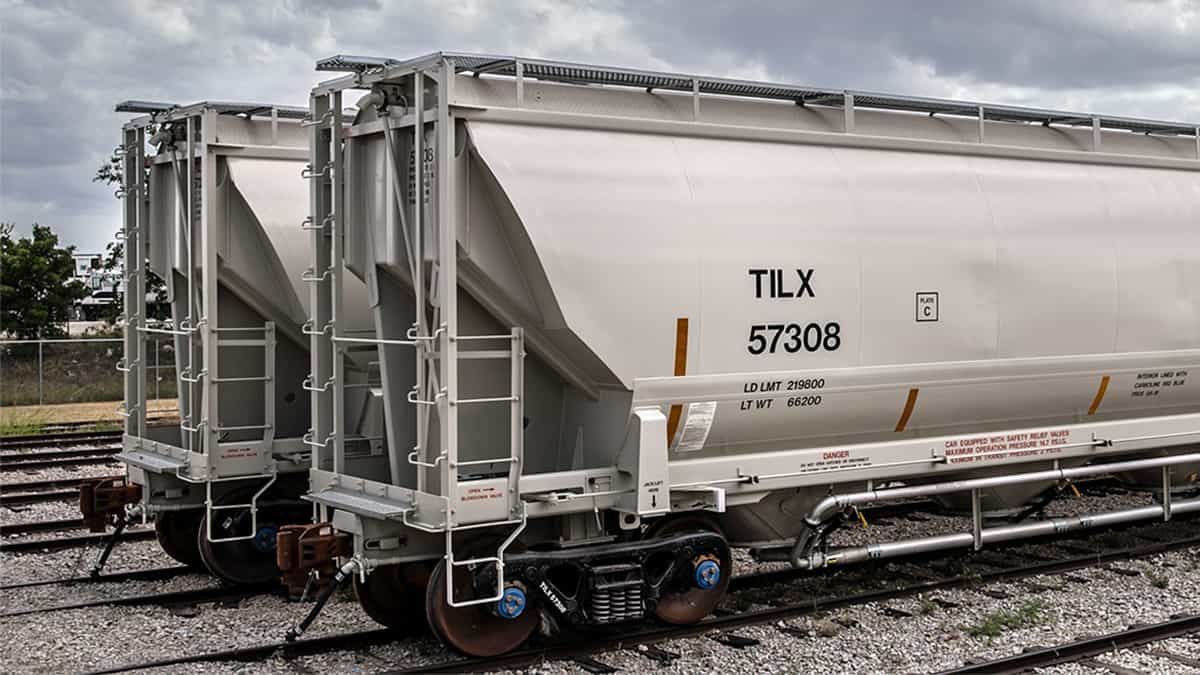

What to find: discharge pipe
left=792, top=450, right=1200, bottom=569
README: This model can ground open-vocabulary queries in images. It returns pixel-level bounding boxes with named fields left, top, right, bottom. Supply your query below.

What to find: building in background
left=69, top=253, right=165, bottom=323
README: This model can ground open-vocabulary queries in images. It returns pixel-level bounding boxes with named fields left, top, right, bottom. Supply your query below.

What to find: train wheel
left=645, top=514, right=732, bottom=625
left=197, top=486, right=302, bottom=585
left=354, top=561, right=434, bottom=632
left=154, top=510, right=204, bottom=569
left=425, top=547, right=537, bottom=657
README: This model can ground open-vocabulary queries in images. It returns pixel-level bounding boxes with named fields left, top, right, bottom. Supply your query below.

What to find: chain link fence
left=0, top=336, right=177, bottom=407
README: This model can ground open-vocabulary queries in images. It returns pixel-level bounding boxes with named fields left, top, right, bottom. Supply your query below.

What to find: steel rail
left=0, top=473, right=120, bottom=487
left=84, top=629, right=397, bottom=675
left=0, top=449, right=121, bottom=471
left=0, top=517, right=87, bottom=536
left=0, top=431, right=123, bottom=450
left=0, top=488, right=82, bottom=506
left=938, top=614, right=1200, bottom=674
left=83, top=518, right=1200, bottom=674
left=0, top=565, right=190, bottom=591
left=0, top=581, right=278, bottom=619
left=1, top=447, right=121, bottom=461
left=0, top=529, right=155, bottom=553
left=0, top=475, right=121, bottom=492
left=0, top=418, right=171, bottom=450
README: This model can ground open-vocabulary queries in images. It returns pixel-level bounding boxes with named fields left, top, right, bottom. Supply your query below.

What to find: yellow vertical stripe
left=666, top=317, right=689, bottom=444
left=894, top=388, right=920, bottom=432
left=1088, top=375, right=1110, bottom=415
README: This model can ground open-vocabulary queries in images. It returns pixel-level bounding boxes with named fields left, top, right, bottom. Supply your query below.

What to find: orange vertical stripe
left=1088, top=375, right=1110, bottom=415
left=666, top=317, right=689, bottom=444
left=894, top=388, right=920, bottom=432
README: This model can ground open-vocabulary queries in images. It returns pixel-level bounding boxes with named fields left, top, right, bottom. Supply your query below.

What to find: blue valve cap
left=694, top=559, right=721, bottom=590
left=497, top=586, right=527, bottom=619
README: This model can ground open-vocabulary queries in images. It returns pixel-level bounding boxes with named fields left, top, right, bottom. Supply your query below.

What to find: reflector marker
left=894, top=388, right=920, bottom=432
left=1088, top=375, right=1111, bottom=416
left=666, top=317, right=689, bottom=444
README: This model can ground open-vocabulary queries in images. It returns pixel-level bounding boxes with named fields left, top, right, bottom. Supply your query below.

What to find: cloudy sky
left=2, top=0, right=1198, bottom=252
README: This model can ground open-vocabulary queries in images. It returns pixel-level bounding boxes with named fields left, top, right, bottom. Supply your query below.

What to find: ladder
left=116, top=124, right=148, bottom=442
left=307, top=57, right=527, bottom=608
left=120, top=109, right=279, bottom=461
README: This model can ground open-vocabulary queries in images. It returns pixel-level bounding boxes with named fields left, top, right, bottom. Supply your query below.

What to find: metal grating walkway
left=316, top=51, right=1200, bottom=138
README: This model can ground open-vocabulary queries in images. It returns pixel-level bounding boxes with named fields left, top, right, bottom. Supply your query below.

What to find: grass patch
left=0, top=400, right=177, bottom=427
left=1147, top=572, right=1170, bottom=589
left=0, top=408, right=49, bottom=437
left=1, top=339, right=177, bottom=406
left=918, top=596, right=939, bottom=615
left=967, top=598, right=1046, bottom=639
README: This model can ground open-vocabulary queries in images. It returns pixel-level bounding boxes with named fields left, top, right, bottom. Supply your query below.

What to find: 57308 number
left=747, top=322, right=841, bottom=355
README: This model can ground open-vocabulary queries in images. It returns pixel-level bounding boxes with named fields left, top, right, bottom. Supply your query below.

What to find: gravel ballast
left=1, top=484, right=1197, bottom=673
left=507, top=548, right=1200, bottom=675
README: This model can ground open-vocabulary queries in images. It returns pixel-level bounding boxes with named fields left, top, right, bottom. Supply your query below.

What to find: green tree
left=94, top=147, right=168, bottom=322
left=0, top=222, right=89, bottom=338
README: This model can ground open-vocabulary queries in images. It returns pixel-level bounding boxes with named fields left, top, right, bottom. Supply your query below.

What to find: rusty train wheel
left=154, top=510, right=204, bottom=569
left=644, top=514, right=732, bottom=625
left=425, top=554, right=538, bottom=657
left=197, top=486, right=305, bottom=586
left=354, top=561, right=434, bottom=632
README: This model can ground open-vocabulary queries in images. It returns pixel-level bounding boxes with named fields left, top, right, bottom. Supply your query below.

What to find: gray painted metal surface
left=305, top=53, right=1200, bottom=573
left=115, top=102, right=386, bottom=536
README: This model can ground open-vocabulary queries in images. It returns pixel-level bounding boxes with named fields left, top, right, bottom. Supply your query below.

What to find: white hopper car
left=283, top=53, right=1200, bottom=655
left=89, top=101, right=386, bottom=585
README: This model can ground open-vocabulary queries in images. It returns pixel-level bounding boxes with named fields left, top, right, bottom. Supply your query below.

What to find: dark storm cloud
left=623, top=1, right=1200, bottom=90
left=1, top=0, right=1197, bottom=252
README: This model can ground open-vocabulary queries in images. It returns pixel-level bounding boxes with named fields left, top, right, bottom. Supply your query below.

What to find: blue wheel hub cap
left=496, top=586, right=527, bottom=619
left=694, top=559, right=721, bottom=590
left=252, top=526, right=277, bottom=553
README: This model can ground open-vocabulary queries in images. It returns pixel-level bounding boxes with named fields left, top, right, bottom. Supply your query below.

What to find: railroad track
left=82, top=515, right=1200, bottom=674
left=942, top=613, right=1200, bottom=673
left=0, top=475, right=121, bottom=506
left=0, top=429, right=123, bottom=451
left=0, top=581, right=277, bottom=620
left=0, top=528, right=155, bottom=554
left=0, top=418, right=177, bottom=451
left=0, top=517, right=87, bottom=536
left=0, top=447, right=120, bottom=471
left=0, top=565, right=190, bottom=592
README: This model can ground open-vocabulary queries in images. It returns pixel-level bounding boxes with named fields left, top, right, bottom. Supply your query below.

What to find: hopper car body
left=286, top=53, right=1200, bottom=655
left=96, top=101, right=387, bottom=584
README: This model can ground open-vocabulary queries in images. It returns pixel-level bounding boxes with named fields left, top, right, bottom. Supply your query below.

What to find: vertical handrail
left=120, top=124, right=149, bottom=440
left=508, top=328, right=525, bottom=519
left=134, top=125, right=149, bottom=441
left=200, top=108, right=219, bottom=465
left=120, top=126, right=135, bottom=435
left=438, top=57, right=459, bottom=520
left=307, top=91, right=335, bottom=517
left=182, top=115, right=201, bottom=452
left=330, top=94, right=346, bottom=476
left=263, top=322, right=277, bottom=446
left=413, top=71, right=429, bottom=494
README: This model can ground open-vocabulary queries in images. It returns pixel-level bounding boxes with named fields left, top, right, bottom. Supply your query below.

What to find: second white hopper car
left=96, top=101, right=387, bottom=585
